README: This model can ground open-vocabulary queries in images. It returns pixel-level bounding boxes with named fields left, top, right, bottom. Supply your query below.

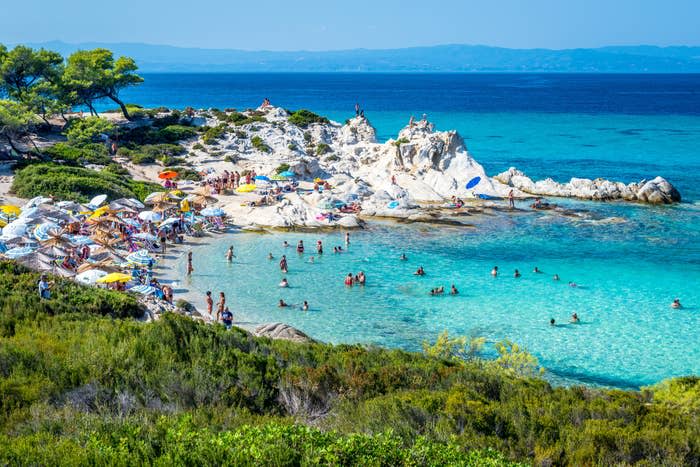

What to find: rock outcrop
left=254, top=322, right=313, bottom=342
left=494, top=167, right=681, bottom=204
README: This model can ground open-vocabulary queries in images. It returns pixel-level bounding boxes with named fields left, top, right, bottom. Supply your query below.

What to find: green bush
left=316, top=142, right=332, bottom=156
left=251, top=135, right=270, bottom=153
left=202, top=125, right=227, bottom=145
left=275, top=163, right=290, bottom=174
left=43, top=142, right=111, bottom=166
left=64, top=117, right=114, bottom=145
left=288, top=109, right=330, bottom=127
left=119, top=144, right=186, bottom=166
left=169, top=166, right=201, bottom=181
left=11, top=163, right=160, bottom=202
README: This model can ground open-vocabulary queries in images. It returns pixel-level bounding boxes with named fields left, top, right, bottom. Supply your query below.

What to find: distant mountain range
left=12, top=41, right=700, bottom=73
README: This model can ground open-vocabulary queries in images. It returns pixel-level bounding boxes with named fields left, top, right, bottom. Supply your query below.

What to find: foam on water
left=178, top=202, right=700, bottom=390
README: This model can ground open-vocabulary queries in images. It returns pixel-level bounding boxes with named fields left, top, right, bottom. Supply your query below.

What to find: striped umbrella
left=200, top=207, right=225, bottom=217
left=129, top=284, right=156, bottom=295
left=33, top=222, right=61, bottom=242
left=0, top=221, right=28, bottom=241
left=131, top=232, right=158, bottom=241
left=3, top=246, right=35, bottom=259
left=138, top=211, right=163, bottom=222
left=126, top=249, right=156, bottom=266
left=75, top=269, right=108, bottom=285
left=66, top=235, right=93, bottom=246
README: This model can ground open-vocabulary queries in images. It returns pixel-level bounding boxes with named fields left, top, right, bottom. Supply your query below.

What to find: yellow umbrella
left=0, top=219, right=6, bottom=228
left=180, top=199, right=190, bottom=213
left=236, top=184, right=257, bottom=193
left=96, top=272, right=132, bottom=284
left=88, top=206, right=111, bottom=219
left=1, top=205, right=21, bottom=216
left=314, top=178, right=325, bottom=184
left=170, top=189, right=185, bottom=197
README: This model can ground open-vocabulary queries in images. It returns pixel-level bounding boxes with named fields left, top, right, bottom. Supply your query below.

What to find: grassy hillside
left=0, top=261, right=698, bottom=465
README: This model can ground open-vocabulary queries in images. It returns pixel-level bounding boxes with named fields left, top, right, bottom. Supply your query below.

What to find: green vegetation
left=275, top=163, right=290, bottom=174
left=0, top=99, right=37, bottom=154
left=393, top=137, right=410, bottom=147
left=251, top=135, right=271, bottom=153
left=316, top=142, right=332, bottom=156
left=43, top=142, right=112, bottom=166
left=118, top=143, right=186, bottom=166
left=0, top=260, right=698, bottom=465
left=201, top=124, right=227, bottom=145
left=64, top=116, right=114, bottom=145
left=10, top=163, right=160, bottom=202
left=288, top=109, right=330, bottom=127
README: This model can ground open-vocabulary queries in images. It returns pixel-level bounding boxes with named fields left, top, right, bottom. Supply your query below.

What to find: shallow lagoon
left=176, top=199, right=700, bottom=390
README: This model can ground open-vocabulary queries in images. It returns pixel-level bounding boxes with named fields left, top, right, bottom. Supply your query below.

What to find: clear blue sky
left=3, top=0, right=699, bottom=50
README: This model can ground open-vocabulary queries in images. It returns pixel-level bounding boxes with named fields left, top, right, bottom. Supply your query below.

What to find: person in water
left=553, top=274, right=560, bottom=281
left=491, top=266, right=498, bottom=277
left=550, top=318, right=556, bottom=326
left=317, top=240, right=323, bottom=254
left=533, top=266, right=542, bottom=273
left=279, top=255, right=288, bottom=273
left=302, top=301, right=309, bottom=311
left=345, top=232, right=350, bottom=245
left=268, top=252, right=274, bottom=260
left=414, top=266, right=425, bottom=276
left=309, top=256, right=315, bottom=264
left=450, top=284, right=458, bottom=295
left=568, top=282, right=578, bottom=288
left=225, top=246, right=234, bottom=262
left=571, top=312, right=580, bottom=323
left=187, top=252, right=194, bottom=275
left=283, top=241, right=289, bottom=248
left=216, top=292, right=226, bottom=321
left=514, top=269, right=521, bottom=278
left=671, top=298, right=682, bottom=309
left=357, top=271, right=366, bottom=285
left=344, top=273, right=354, bottom=286
left=278, top=299, right=288, bottom=307
left=297, top=240, right=304, bottom=253
left=400, top=253, right=407, bottom=261
left=279, top=278, right=289, bottom=288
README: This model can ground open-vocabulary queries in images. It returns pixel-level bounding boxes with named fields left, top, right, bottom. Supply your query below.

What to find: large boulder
left=254, top=322, right=313, bottom=342
left=636, top=177, right=682, bottom=204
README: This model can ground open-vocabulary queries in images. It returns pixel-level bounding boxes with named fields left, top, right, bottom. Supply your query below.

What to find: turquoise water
left=177, top=200, right=700, bottom=390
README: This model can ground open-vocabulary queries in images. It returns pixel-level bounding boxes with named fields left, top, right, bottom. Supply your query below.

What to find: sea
left=121, top=73, right=700, bottom=389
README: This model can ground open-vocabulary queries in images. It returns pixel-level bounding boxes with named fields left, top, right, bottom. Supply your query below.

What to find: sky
left=2, top=0, right=699, bottom=50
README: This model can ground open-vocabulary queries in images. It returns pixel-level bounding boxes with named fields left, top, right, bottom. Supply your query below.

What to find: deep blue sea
left=115, top=73, right=700, bottom=389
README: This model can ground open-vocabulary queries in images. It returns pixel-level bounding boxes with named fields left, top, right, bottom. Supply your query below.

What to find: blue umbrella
left=279, top=171, right=295, bottom=178
left=465, top=176, right=481, bottom=190
left=132, top=232, right=158, bottom=242
left=4, top=246, right=35, bottom=259
left=126, top=249, right=156, bottom=266
left=34, top=222, right=61, bottom=242
left=254, top=175, right=271, bottom=182
left=200, top=207, right=225, bottom=217
left=129, top=284, right=156, bottom=295
left=66, top=234, right=93, bottom=246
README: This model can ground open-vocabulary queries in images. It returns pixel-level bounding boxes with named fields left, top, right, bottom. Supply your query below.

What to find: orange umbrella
left=158, top=170, right=179, bottom=180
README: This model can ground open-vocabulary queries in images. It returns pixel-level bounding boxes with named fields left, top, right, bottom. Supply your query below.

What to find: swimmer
left=358, top=271, right=366, bottom=285
left=278, top=299, right=288, bottom=308
left=553, top=274, right=560, bottom=281
left=514, top=269, right=521, bottom=278
left=533, top=266, right=542, bottom=273
left=225, top=246, right=234, bottom=262
left=309, top=256, right=315, bottom=263
left=268, top=252, right=274, bottom=260
left=283, top=241, right=289, bottom=248
left=450, top=284, right=458, bottom=295
left=436, top=286, right=444, bottom=294
left=345, top=232, right=350, bottom=245
left=302, top=300, right=309, bottom=311
left=279, top=278, right=289, bottom=288
left=400, top=253, right=407, bottom=261
left=568, top=282, right=577, bottom=288
left=550, top=318, right=556, bottom=326
left=491, top=266, right=498, bottom=277
left=279, top=255, right=288, bottom=273
left=571, top=312, right=580, bottom=323
left=344, top=273, right=354, bottom=286
left=414, top=266, right=425, bottom=276
left=337, top=246, right=344, bottom=252
left=429, top=288, right=437, bottom=296
left=317, top=240, right=323, bottom=254
left=297, top=240, right=304, bottom=253
left=671, top=298, right=682, bottom=309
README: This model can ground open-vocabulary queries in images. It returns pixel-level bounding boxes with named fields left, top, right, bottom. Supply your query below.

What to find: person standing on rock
left=508, top=190, right=515, bottom=210
left=355, top=103, right=360, bottom=116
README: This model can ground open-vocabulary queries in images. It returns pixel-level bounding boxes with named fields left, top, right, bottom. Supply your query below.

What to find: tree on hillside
left=0, top=46, right=65, bottom=124
left=0, top=100, right=37, bottom=155
left=62, top=49, right=143, bottom=120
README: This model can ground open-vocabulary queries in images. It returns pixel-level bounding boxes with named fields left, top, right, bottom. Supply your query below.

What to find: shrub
left=393, top=137, right=410, bottom=147
left=287, top=143, right=297, bottom=151
left=235, top=130, right=247, bottom=139
left=156, top=125, right=197, bottom=142
left=324, top=155, right=339, bottom=162
left=11, top=163, right=160, bottom=202
left=275, top=163, right=290, bottom=174
left=316, top=142, right=331, bottom=156
left=64, top=117, right=114, bottom=145
left=102, top=163, right=129, bottom=177
left=119, top=144, right=186, bottom=166
left=192, top=143, right=205, bottom=151
left=43, top=142, right=111, bottom=166
left=288, top=109, right=330, bottom=127
left=202, top=125, right=227, bottom=145
left=251, top=136, right=270, bottom=153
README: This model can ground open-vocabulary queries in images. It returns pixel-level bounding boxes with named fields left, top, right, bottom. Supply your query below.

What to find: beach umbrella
left=1, top=221, right=28, bottom=241
left=75, top=269, right=108, bottom=285
left=236, top=184, right=257, bottom=193
left=0, top=205, right=20, bottom=217
left=138, top=211, right=163, bottom=222
left=145, top=192, right=180, bottom=204
left=15, top=251, right=54, bottom=272
left=56, top=200, right=84, bottom=212
left=126, top=198, right=145, bottom=209
left=23, top=196, right=53, bottom=209
left=254, top=175, right=271, bottom=182
left=159, top=217, right=180, bottom=228
left=279, top=171, right=295, bottom=178
left=33, top=222, right=61, bottom=242
left=126, top=249, right=156, bottom=266
left=18, top=207, right=39, bottom=219
left=96, top=272, right=132, bottom=284
left=66, top=234, right=93, bottom=246
left=200, top=207, right=225, bottom=217
left=3, top=246, right=35, bottom=259
left=0, top=242, right=6, bottom=254
left=128, top=284, right=156, bottom=295
left=158, top=170, right=179, bottom=180
left=88, top=205, right=111, bottom=219
left=38, top=244, right=69, bottom=260
left=465, top=176, right=481, bottom=190
left=121, top=218, right=141, bottom=228
left=88, top=194, right=108, bottom=209
left=314, top=177, right=325, bottom=184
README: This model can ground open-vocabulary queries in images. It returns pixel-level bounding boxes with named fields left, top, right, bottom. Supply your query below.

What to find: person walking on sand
left=508, top=190, right=515, bottom=210
left=187, top=251, right=194, bottom=275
